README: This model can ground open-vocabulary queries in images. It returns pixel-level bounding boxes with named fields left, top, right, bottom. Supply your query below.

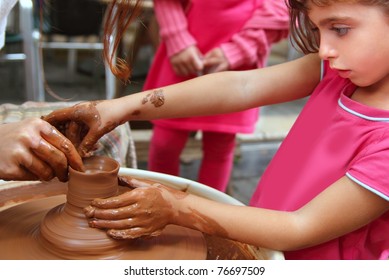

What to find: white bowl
left=119, top=167, right=285, bottom=260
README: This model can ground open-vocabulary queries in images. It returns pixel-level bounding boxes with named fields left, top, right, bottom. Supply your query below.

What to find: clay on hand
left=84, top=177, right=181, bottom=239
left=42, top=101, right=116, bottom=157
left=0, top=118, right=84, bottom=182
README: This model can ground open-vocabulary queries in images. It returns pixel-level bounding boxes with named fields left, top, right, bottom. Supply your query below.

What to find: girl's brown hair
left=287, top=0, right=389, bottom=54
left=38, top=0, right=143, bottom=100
left=103, top=0, right=143, bottom=84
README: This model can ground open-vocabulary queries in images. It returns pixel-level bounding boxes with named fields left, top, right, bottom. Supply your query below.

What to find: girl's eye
left=330, top=26, right=349, bottom=36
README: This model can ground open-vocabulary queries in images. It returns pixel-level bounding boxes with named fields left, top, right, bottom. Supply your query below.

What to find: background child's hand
left=203, top=47, right=229, bottom=74
left=169, top=46, right=204, bottom=77
left=84, top=178, right=184, bottom=239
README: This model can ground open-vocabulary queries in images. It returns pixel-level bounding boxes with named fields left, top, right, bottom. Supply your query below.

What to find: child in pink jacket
left=143, top=0, right=290, bottom=192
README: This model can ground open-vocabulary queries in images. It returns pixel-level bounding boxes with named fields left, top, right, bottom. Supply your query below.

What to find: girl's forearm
left=111, top=70, right=249, bottom=123
left=173, top=177, right=389, bottom=252
left=171, top=193, right=299, bottom=251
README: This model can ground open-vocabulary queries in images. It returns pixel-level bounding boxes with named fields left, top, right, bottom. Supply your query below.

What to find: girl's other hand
left=84, top=178, right=184, bottom=239
left=42, top=101, right=118, bottom=157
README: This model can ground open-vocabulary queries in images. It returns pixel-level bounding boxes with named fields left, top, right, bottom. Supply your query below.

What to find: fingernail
left=88, top=220, right=97, bottom=228
left=108, top=229, right=127, bottom=240
left=83, top=206, right=95, bottom=217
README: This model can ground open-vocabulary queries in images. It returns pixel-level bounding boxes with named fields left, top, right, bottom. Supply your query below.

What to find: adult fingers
left=20, top=153, right=55, bottom=181
left=41, top=126, right=84, bottom=172
left=31, top=139, right=68, bottom=182
left=17, top=168, right=41, bottom=181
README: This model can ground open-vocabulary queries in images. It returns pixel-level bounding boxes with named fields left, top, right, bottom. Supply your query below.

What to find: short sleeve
left=346, top=130, right=389, bottom=201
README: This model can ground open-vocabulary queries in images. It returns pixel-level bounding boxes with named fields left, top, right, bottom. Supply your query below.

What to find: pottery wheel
left=0, top=192, right=207, bottom=260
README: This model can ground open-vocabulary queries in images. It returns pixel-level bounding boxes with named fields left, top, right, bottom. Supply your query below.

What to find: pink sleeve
left=153, top=0, right=196, bottom=57
left=346, top=130, right=389, bottom=201
left=220, top=0, right=290, bottom=69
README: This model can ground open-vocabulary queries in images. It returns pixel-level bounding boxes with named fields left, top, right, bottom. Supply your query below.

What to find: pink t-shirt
left=250, top=62, right=389, bottom=259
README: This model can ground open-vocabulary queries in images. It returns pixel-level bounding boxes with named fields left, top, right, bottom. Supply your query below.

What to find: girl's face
left=308, top=1, right=389, bottom=87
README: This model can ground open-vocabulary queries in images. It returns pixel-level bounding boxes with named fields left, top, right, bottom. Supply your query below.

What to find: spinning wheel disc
left=0, top=194, right=207, bottom=260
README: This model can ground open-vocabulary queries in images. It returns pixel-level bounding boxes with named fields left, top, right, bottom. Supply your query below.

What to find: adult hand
left=170, top=45, right=204, bottom=77
left=203, top=47, right=230, bottom=74
left=42, top=101, right=118, bottom=157
left=0, top=117, right=83, bottom=182
left=84, top=177, right=184, bottom=239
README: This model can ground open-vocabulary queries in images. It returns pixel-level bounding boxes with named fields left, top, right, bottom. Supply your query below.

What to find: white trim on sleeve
left=346, top=172, right=389, bottom=201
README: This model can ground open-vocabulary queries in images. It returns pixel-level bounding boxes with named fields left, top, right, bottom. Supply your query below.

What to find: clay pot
left=39, top=156, right=128, bottom=259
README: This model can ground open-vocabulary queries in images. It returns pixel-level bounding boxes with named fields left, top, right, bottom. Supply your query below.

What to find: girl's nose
left=318, top=40, right=337, bottom=60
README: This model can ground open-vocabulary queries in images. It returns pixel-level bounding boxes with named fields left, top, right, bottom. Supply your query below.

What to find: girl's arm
left=112, top=53, right=321, bottom=122
left=85, top=176, right=389, bottom=252
left=43, top=53, right=321, bottom=156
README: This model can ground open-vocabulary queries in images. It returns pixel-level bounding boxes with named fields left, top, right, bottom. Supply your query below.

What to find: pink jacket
left=154, top=0, right=290, bottom=69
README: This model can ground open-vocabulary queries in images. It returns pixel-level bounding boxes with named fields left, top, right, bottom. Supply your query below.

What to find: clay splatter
left=142, top=89, right=165, bottom=108
left=150, top=89, right=165, bottom=107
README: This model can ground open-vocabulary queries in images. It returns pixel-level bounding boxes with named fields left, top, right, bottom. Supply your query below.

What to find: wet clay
left=204, top=234, right=268, bottom=260
left=0, top=156, right=206, bottom=260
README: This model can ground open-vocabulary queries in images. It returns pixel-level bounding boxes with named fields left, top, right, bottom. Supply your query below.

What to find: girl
left=44, top=0, right=389, bottom=259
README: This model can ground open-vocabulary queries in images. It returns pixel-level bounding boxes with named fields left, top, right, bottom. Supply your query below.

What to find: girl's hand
left=42, top=101, right=119, bottom=157
left=0, top=118, right=83, bottom=182
left=84, top=178, right=183, bottom=239
left=170, top=46, right=204, bottom=77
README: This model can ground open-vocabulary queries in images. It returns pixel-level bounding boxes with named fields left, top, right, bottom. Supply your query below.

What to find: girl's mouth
left=336, top=69, right=352, bottom=79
